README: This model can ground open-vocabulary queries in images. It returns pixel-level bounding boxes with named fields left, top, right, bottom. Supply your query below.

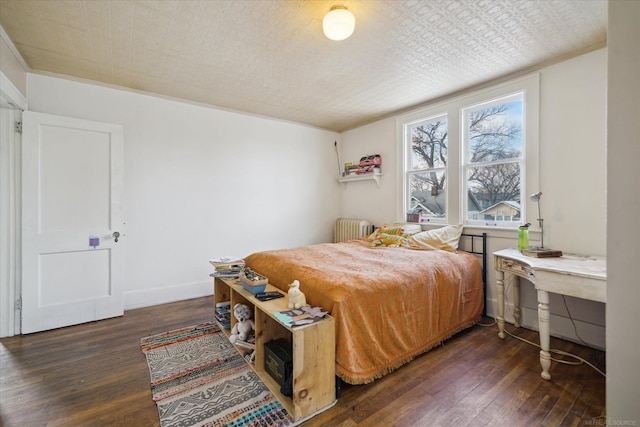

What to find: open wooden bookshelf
left=213, top=277, right=336, bottom=421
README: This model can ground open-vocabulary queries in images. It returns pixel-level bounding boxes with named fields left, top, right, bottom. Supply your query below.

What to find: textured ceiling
left=0, top=0, right=607, bottom=131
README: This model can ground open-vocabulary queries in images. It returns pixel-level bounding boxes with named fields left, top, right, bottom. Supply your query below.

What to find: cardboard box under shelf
left=264, top=338, right=292, bottom=387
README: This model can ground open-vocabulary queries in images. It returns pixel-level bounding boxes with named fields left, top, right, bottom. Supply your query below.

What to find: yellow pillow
left=370, top=233, right=406, bottom=248
left=367, top=225, right=404, bottom=241
left=404, top=224, right=463, bottom=252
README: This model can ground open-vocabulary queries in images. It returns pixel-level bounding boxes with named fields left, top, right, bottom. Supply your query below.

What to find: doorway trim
left=0, top=70, right=26, bottom=337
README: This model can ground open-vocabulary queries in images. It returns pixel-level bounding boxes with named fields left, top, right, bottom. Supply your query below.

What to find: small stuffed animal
left=287, top=280, right=306, bottom=309
left=229, top=303, right=255, bottom=344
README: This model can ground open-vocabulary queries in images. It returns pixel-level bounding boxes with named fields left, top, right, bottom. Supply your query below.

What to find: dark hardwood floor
left=0, top=297, right=605, bottom=427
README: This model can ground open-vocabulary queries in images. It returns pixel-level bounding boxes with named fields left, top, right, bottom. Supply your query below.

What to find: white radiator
left=334, top=218, right=372, bottom=243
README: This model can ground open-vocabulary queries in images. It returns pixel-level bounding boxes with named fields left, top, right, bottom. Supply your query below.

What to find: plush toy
left=287, top=280, right=306, bottom=309
left=229, top=303, right=255, bottom=344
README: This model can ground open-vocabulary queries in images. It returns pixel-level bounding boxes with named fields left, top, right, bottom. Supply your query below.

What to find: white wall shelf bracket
left=338, top=173, right=382, bottom=188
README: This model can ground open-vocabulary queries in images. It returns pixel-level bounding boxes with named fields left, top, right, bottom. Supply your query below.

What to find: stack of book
left=209, top=256, right=245, bottom=279
left=273, top=306, right=329, bottom=327
left=215, top=301, right=231, bottom=329
left=522, top=248, right=563, bottom=258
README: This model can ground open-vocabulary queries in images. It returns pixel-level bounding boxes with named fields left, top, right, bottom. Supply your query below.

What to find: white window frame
left=396, top=73, right=539, bottom=229
left=404, top=113, right=449, bottom=224
left=461, top=92, right=525, bottom=228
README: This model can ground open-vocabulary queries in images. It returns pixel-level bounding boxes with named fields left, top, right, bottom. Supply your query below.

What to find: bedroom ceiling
left=0, top=0, right=607, bottom=132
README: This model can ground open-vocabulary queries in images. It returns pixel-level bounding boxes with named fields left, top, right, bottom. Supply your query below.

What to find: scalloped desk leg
left=538, top=289, right=552, bottom=380
left=497, top=270, right=505, bottom=339
left=512, top=277, right=521, bottom=328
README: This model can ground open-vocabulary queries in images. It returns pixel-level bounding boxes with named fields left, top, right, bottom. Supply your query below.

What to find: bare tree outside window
left=408, top=116, right=448, bottom=220
left=407, top=95, right=523, bottom=224
left=466, top=100, right=523, bottom=220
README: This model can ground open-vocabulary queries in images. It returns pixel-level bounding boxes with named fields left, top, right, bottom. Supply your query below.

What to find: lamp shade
left=529, top=191, right=542, bottom=202
left=323, top=6, right=355, bottom=41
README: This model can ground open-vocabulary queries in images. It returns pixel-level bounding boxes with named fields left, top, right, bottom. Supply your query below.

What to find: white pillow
left=399, top=223, right=422, bottom=236
left=404, top=224, right=463, bottom=252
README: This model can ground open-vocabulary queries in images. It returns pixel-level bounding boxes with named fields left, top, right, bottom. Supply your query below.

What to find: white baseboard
left=485, top=297, right=605, bottom=350
left=124, top=280, right=213, bottom=311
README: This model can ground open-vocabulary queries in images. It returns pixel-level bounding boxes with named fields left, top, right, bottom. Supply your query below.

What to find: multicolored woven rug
left=140, top=323, right=295, bottom=427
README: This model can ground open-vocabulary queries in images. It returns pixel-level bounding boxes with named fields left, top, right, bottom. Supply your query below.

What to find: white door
left=21, top=111, right=124, bottom=333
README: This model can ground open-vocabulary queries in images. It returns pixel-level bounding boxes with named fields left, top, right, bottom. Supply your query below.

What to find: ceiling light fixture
left=323, top=5, right=355, bottom=41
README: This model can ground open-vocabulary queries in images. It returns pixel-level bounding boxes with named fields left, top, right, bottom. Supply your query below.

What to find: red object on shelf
left=357, top=165, right=378, bottom=174
left=359, top=154, right=382, bottom=167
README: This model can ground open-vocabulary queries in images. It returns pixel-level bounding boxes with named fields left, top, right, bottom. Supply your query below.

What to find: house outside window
left=398, top=74, right=539, bottom=229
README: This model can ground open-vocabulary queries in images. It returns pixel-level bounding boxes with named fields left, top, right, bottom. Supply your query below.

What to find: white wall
left=340, top=48, right=607, bottom=349
left=607, top=0, right=640, bottom=421
left=22, top=50, right=606, bottom=339
left=27, top=74, right=341, bottom=309
left=539, top=51, right=607, bottom=255
left=337, top=117, right=397, bottom=226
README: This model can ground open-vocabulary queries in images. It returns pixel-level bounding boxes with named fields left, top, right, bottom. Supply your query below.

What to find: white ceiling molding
left=0, top=24, right=29, bottom=73
left=0, top=71, right=27, bottom=111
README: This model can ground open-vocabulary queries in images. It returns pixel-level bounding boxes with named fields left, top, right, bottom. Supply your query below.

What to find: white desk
left=493, top=248, right=606, bottom=380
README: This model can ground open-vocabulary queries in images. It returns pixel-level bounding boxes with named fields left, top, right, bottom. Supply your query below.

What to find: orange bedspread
left=244, top=239, right=483, bottom=385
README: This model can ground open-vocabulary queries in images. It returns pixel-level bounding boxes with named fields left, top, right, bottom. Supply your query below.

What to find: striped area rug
left=140, top=323, right=295, bottom=427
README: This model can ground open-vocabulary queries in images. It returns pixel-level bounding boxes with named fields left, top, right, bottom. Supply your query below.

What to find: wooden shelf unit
left=213, top=277, right=336, bottom=421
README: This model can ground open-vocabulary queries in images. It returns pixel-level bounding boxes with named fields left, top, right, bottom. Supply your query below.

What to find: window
left=406, top=115, right=448, bottom=223
left=463, top=94, right=524, bottom=227
left=398, top=74, right=538, bottom=229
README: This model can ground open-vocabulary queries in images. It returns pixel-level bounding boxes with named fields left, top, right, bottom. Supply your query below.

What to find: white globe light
left=322, top=6, right=356, bottom=41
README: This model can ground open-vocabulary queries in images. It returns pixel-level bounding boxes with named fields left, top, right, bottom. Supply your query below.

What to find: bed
left=244, top=224, right=486, bottom=385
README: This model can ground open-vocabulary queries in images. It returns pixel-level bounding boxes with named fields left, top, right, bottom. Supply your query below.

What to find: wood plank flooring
left=0, top=296, right=605, bottom=427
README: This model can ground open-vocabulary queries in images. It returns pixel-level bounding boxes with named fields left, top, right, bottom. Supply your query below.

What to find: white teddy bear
left=229, top=303, right=255, bottom=344
left=287, top=280, right=306, bottom=309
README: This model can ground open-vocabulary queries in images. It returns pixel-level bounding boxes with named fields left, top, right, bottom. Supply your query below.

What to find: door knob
left=112, top=231, right=120, bottom=243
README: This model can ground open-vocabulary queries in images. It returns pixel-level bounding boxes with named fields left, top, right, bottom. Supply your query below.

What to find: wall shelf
left=337, top=173, right=383, bottom=187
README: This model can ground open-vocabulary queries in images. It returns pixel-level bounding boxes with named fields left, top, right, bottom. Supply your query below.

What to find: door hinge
left=15, top=298, right=22, bottom=310
left=15, top=121, right=22, bottom=134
